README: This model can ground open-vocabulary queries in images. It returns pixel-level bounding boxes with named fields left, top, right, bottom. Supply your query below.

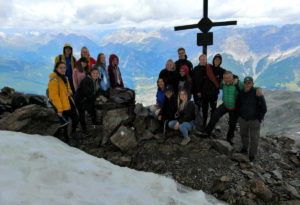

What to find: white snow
left=0, top=131, right=226, bottom=205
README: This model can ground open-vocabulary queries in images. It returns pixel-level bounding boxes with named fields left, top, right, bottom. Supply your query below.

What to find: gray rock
left=0, top=104, right=60, bottom=136
left=110, top=126, right=137, bottom=151
left=232, top=153, right=250, bottom=163
left=272, top=170, right=283, bottom=180
left=285, top=183, right=300, bottom=199
left=138, top=129, right=153, bottom=141
left=241, top=170, right=255, bottom=179
left=134, top=103, right=148, bottom=117
left=271, top=153, right=281, bottom=160
left=146, top=117, right=160, bottom=132
left=107, top=153, right=132, bottom=167
left=211, top=139, right=233, bottom=155
left=279, top=200, right=300, bottom=205
left=101, top=108, right=129, bottom=145
left=133, top=116, right=147, bottom=135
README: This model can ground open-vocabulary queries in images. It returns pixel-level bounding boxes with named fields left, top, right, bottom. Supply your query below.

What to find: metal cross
left=174, top=0, right=237, bottom=55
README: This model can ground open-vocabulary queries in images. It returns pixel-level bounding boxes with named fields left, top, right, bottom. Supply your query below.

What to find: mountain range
left=0, top=24, right=300, bottom=104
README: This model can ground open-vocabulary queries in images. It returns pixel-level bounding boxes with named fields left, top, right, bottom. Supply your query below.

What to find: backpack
left=109, top=87, right=135, bottom=104
left=11, top=94, right=28, bottom=111
left=46, top=77, right=59, bottom=99
left=29, top=95, right=47, bottom=107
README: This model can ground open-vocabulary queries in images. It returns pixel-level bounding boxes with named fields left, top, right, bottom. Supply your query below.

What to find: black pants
left=205, top=103, right=238, bottom=139
left=77, top=100, right=97, bottom=131
left=61, top=100, right=79, bottom=140
left=202, top=95, right=218, bottom=127
left=193, top=93, right=202, bottom=111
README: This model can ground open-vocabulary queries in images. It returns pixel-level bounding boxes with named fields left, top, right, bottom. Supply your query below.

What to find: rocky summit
left=0, top=87, right=300, bottom=205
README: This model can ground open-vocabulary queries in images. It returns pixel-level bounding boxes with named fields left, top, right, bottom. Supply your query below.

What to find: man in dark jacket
left=175, top=48, right=193, bottom=75
left=201, top=54, right=226, bottom=127
left=236, top=76, right=267, bottom=162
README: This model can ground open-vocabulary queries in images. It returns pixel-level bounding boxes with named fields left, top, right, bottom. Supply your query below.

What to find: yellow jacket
left=48, top=72, right=74, bottom=112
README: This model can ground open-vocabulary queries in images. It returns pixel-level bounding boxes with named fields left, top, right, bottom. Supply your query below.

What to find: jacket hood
left=63, top=43, right=73, bottom=56
left=213, top=54, right=222, bottom=66
left=109, top=54, right=119, bottom=66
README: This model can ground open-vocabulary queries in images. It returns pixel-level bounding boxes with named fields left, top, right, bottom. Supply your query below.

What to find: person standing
left=178, top=65, right=192, bottom=99
left=73, top=57, right=89, bottom=91
left=175, top=48, right=193, bottom=75
left=93, top=53, right=110, bottom=96
left=76, top=46, right=96, bottom=71
left=236, top=76, right=267, bottom=162
left=108, top=54, right=124, bottom=88
left=48, top=61, right=79, bottom=145
left=159, top=59, right=179, bottom=95
left=55, top=43, right=77, bottom=92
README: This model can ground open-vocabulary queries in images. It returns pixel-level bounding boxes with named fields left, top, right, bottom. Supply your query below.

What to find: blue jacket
left=156, top=89, right=165, bottom=108
left=94, top=65, right=110, bottom=91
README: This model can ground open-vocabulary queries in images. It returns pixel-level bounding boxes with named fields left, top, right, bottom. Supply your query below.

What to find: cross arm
left=212, top=21, right=237, bottom=27
left=174, top=24, right=199, bottom=31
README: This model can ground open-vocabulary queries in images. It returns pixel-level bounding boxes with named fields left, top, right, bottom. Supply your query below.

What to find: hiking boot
left=181, top=137, right=191, bottom=146
left=58, top=116, right=70, bottom=128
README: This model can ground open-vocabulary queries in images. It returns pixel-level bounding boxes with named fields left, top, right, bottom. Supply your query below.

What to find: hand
left=233, top=78, right=238, bottom=85
left=256, top=88, right=263, bottom=96
left=155, top=104, right=159, bottom=108
left=96, top=97, right=100, bottom=101
left=57, top=112, right=63, bottom=117
left=174, top=122, right=179, bottom=130
left=197, top=92, right=201, bottom=97
left=158, top=115, right=162, bottom=121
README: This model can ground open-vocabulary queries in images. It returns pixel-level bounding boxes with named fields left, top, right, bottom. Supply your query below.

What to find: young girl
left=73, top=57, right=89, bottom=91
left=93, top=53, right=110, bottom=95
left=178, top=65, right=192, bottom=99
left=48, top=61, right=79, bottom=144
left=76, top=46, right=96, bottom=71
left=150, top=78, right=165, bottom=117
left=168, top=89, right=195, bottom=145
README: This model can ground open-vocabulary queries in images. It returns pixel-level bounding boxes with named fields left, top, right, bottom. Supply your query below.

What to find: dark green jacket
left=221, top=80, right=244, bottom=109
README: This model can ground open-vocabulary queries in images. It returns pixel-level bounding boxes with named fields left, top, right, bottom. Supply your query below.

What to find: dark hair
left=78, top=57, right=89, bottom=73
left=157, top=77, right=165, bottom=91
left=53, top=61, right=66, bottom=72
left=177, top=47, right=185, bottom=53
left=91, top=67, right=99, bottom=73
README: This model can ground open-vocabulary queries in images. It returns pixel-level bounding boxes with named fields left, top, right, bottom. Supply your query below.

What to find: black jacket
left=75, top=74, right=101, bottom=108
left=177, top=101, right=195, bottom=123
left=159, top=94, right=178, bottom=121
left=236, top=88, right=267, bottom=122
left=175, top=56, right=193, bottom=74
left=192, top=64, right=206, bottom=94
left=178, top=75, right=193, bottom=99
left=159, top=69, right=179, bottom=94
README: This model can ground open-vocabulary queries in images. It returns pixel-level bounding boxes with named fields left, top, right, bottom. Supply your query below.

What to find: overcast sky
left=1, top=0, right=300, bottom=31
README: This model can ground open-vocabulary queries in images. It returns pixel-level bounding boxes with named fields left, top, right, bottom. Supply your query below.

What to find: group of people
left=151, top=48, right=267, bottom=161
left=48, top=43, right=125, bottom=145
left=48, top=44, right=267, bottom=162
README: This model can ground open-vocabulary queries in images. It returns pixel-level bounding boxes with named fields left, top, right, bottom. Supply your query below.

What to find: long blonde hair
left=178, top=89, right=188, bottom=111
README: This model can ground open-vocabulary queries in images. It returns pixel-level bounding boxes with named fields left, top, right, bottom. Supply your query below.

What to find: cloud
left=1, top=0, right=300, bottom=30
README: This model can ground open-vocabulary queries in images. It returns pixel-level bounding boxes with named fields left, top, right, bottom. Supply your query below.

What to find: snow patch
left=0, top=131, right=226, bottom=205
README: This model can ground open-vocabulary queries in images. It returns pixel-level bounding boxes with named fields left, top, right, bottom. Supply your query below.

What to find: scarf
left=206, top=64, right=219, bottom=89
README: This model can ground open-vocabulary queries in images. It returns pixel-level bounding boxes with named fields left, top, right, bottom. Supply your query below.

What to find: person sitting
left=168, top=89, right=196, bottom=146
left=150, top=78, right=165, bottom=118
left=178, top=65, right=192, bottom=100
left=76, top=46, right=96, bottom=71
left=93, top=53, right=110, bottom=96
left=159, top=59, right=179, bottom=95
left=108, top=54, right=124, bottom=88
left=48, top=61, right=79, bottom=145
left=157, top=85, right=177, bottom=135
left=73, top=57, right=89, bottom=91
left=75, top=67, right=102, bottom=136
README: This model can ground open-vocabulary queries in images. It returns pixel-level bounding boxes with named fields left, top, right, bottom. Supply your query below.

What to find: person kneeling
left=168, top=89, right=195, bottom=146
left=75, top=67, right=101, bottom=136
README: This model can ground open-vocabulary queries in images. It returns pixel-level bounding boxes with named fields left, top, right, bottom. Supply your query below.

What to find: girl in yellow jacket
left=48, top=61, right=79, bottom=144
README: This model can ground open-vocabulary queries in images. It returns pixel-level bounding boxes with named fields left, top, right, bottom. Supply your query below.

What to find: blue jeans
left=168, top=120, right=195, bottom=138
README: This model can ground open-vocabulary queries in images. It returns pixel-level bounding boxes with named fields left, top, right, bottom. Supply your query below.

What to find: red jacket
left=76, top=56, right=96, bottom=71
left=108, top=54, right=124, bottom=88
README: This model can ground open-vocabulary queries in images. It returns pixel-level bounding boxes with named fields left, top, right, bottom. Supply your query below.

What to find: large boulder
left=101, top=108, right=129, bottom=145
left=110, top=126, right=137, bottom=151
left=0, top=104, right=60, bottom=136
left=211, top=139, right=233, bottom=155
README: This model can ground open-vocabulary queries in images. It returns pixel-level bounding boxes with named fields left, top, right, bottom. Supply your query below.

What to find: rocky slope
left=0, top=87, right=299, bottom=205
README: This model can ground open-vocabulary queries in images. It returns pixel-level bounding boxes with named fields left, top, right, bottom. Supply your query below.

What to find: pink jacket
left=72, top=69, right=86, bottom=91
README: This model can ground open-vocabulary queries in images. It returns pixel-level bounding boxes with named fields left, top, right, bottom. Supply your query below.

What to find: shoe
left=249, top=156, right=255, bottom=162
left=181, top=137, right=191, bottom=146
left=240, top=147, right=248, bottom=154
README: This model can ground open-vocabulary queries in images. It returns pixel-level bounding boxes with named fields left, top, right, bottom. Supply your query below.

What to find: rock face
left=0, top=104, right=60, bottom=136
left=1, top=87, right=300, bottom=205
